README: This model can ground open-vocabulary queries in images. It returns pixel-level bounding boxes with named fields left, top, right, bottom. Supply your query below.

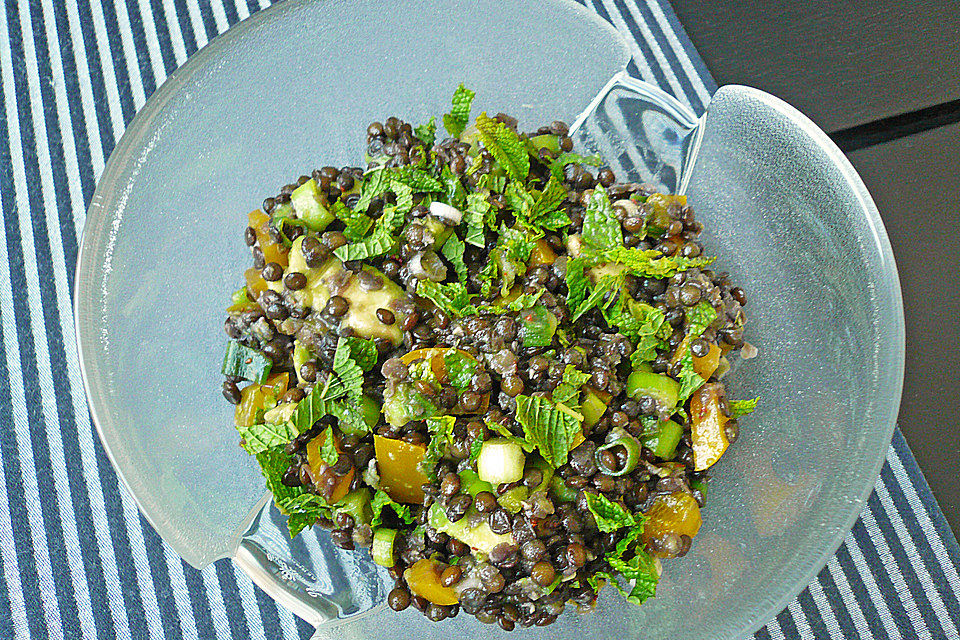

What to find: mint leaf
left=608, top=549, right=659, bottom=605
left=572, top=273, right=623, bottom=322
left=417, top=280, right=472, bottom=317
left=222, top=341, right=272, bottom=383
left=529, top=175, right=569, bottom=228
left=484, top=418, right=536, bottom=453
left=499, top=224, right=537, bottom=264
left=283, top=495, right=330, bottom=538
left=441, top=233, right=468, bottom=284
left=378, top=204, right=407, bottom=234
left=443, top=350, right=477, bottom=390
left=420, top=416, right=456, bottom=478
left=256, top=447, right=302, bottom=506
left=333, top=337, right=365, bottom=403
left=582, top=186, right=622, bottom=252
left=319, top=425, right=339, bottom=466
left=685, top=301, right=718, bottom=336
left=628, top=302, right=670, bottom=364
left=414, top=115, right=437, bottom=148
left=602, top=246, right=716, bottom=279
left=392, top=166, right=443, bottom=192
left=440, top=165, right=467, bottom=208
left=565, top=257, right=589, bottom=316
left=464, top=192, right=489, bottom=247
left=333, top=225, right=396, bottom=262
left=355, top=166, right=393, bottom=212
left=549, top=152, right=603, bottom=181
left=343, top=337, right=378, bottom=372
left=390, top=179, right=414, bottom=214
left=236, top=421, right=299, bottom=455
left=443, top=84, right=475, bottom=137
left=290, top=377, right=340, bottom=435
left=371, top=489, right=415, bottom=528
left=729, top=398, right=758, bottom=418
left=475, top=112, right=530, bottom=182
left=330, top=200, right=373, bottom=241
left=504, top=181, right=535, bottom=221
left=552, top=365, right=592, bottom=406
left=476, top=173, right=506, bottom=194
left=584, top=493, right=636, bottom=532
left=515, top=395, right=582, bottom=467
left=675, top=349, right=706, bottom=403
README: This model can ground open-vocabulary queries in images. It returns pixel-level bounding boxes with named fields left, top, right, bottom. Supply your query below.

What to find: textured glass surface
left=76, top=3, right=903, bottom=638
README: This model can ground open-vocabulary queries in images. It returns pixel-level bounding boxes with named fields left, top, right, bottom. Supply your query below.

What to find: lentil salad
left=220, top=85, right=757, bottom=629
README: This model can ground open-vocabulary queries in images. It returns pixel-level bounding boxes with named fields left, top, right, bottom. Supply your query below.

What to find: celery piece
left=626, top=370, right=680, bottom=410
left=639, top=419, right=684, bottom=460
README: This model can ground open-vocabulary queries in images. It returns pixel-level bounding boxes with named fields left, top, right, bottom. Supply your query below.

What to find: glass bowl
left=73, top=0, right=904, bottom=638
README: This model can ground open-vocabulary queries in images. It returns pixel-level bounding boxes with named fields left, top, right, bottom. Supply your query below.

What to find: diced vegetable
left=528, top=134, right=560, bottom=155
left=372, top=528, right=398, bottom=567
left=420, top=216, right=454, bottom=250
left=639, top=420, right=684, bottom=461
left=292, top=342, right=313, bottom=386
left=306, top=429, right=354, bottom=504
left=596, top=433, right=641, bottom=475
left=221, top=340, right=273, bottom=383
left=497, top=486, right=529, bottom=513
left=549, top=474, right=578, bottom=502
left=459, top=469, right=494, bottom=497
left=641, top=491, right=702, bottom=556
left=248, top=210, right=288, bottom=267
left=626, top=370, right=680, bottom=410
left=261, top=402, right=297, bottom=425
left=519, top=305, right=558, bottom=347
left=383, top=348, right=488, bottom=427
left=234, top=373, right=289, bottom=427
left=404, top=559, right=459, bottom=605
left=291, top=179, right=335, bottom=231
left=428, top=503, right=514, bottom=554
left=334, top=488, right=373, bottom=527
left=476, top=438, right=526, bottom=484
left=690, top=383, right=730, bottom=471
left=287, top=238, right=407, bottom=345
left=672, top=336, right=722, bottom=380
left=580, top=389, right=609, bottom=429
left=373, top=435, right=428, bottom=504
left=244, top=267, right=269, bottom=303
left=643, top=193, right=686, bottom=234
left=528, top=237, right=557, bottom=266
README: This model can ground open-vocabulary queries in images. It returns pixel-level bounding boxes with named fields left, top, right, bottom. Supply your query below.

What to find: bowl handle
left=231, top=496, right=389, bottom=628
left=569, top=70, right=702, bottom=195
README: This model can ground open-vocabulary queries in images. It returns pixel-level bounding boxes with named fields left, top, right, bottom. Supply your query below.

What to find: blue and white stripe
left=0, top=0, right=958, bottom=638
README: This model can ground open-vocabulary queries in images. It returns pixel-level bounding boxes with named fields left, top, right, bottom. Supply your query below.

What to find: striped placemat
left=1, top=0, right=958, bottom=638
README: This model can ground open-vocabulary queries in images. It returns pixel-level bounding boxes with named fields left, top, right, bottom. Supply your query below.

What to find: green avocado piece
left=428, top=503, right=514, bottom=554
left=288, top=236, right=407, bottom=346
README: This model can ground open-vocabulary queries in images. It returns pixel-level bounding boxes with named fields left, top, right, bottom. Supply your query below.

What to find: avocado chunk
left=428, top=503, right=514, bottom=554
left=291, top=179, right=335, bottom=231
left=288, top=237, right=407, bottom=345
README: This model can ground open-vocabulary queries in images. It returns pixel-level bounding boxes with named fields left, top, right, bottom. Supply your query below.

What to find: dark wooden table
left=673, top=0, right=960, bottom=536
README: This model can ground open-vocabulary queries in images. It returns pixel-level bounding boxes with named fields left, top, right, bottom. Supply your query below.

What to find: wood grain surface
left=672, top=0, right=960, bottom=133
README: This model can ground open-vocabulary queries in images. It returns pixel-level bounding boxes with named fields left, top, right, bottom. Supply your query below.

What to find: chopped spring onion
left=476, top=438, right=526, bottom=484
left=639, top=419, right=684, bottom=461
left=372, top=528, right=398, bottom=567
left=595, top=434, right=641, bottom=476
